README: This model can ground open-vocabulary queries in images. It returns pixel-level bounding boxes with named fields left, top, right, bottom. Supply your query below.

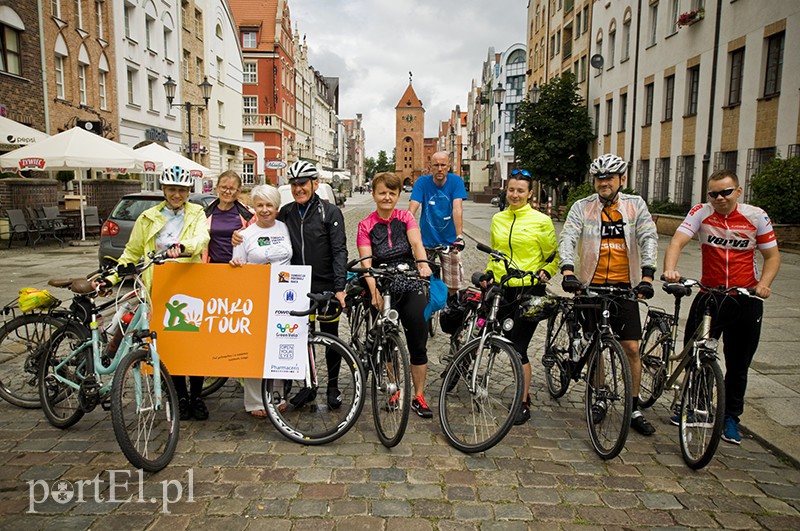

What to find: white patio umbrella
left=134, top=143, right=211, bottom=191
left=0, top=127, right=161, bottom=240
left=0, top=116, right=48, bottom=150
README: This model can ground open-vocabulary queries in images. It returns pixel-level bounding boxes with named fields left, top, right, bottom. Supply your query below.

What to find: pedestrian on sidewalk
left=663, top=169, right=781, bottom=445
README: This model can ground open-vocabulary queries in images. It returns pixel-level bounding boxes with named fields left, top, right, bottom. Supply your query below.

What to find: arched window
left=98, top=53, right=109, bottom=110
left=608, top=19, right=617, bottom=67
left=77, top=43, right=90, bottom=105
left=54, top=33, right=68, bottom=99
left=0, top=6, right=24, bottom=75
left=162, top=12, right=174, bottom=60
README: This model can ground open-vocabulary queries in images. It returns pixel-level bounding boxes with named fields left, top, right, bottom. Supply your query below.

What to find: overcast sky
left=289, top=0, right=528, bottom=159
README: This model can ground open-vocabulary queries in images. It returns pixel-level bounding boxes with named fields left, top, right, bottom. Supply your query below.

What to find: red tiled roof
left=396, top=83, right=423, bottom=109
left=229, top=0, right=279, bottom=51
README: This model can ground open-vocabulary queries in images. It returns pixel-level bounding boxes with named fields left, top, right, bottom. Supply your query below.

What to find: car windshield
left=109, top=198, right=162, bottom=221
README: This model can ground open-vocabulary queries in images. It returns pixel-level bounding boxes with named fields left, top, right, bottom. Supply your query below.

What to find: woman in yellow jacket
left=109, top=165, right=210, bottom=421
left=486, top=169, right=559, bottom=425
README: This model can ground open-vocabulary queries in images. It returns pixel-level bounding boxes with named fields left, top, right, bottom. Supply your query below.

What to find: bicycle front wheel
left=0, top=313, right=65, bottom=408
left=111, top=347, right=180, bottom=473
left=264, top=333, right=364, bottom=445
left=38, top=323, right=89, bottom=429
left=679, top=358, right=725, bottom=470
left=439, top=336, right=523, bottom=453
left=543, top=305, right=571, bottom=399
left=372, top=331, right=411, bottom=448
left=585, top=338, right=632, bottom=460
left=639, top=317, right=670, bottom=409
left=200, top=376, right=228, bottom=397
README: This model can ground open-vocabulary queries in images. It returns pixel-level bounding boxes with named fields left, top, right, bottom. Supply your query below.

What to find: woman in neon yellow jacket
left=486, top=169, right=558, bottom=426
left=109, top=165, right=210, bottom=421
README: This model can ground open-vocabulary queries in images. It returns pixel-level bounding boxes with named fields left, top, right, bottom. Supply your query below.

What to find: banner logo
left=163, top=294, right=204, bottom=332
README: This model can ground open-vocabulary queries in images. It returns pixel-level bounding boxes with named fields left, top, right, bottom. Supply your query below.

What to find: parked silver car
left=98, top=191, right=215, bottom=267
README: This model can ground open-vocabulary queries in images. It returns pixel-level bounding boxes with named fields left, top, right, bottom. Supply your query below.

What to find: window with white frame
left=608, top=28, right=616, bottom=67
left=163, top=27, right=171, bottom=60
left=242, top=31, right=256, bottom=48
left=218, top=101, right=224, bottom=125
left=0, top=23, right=21, bottom=76
left=55, top=54, right=65, bottom=99
left=148, top=76, right=156, bottom=111
left=183, top=50, right=189, bottom=80
left=145, top=15, right=154, bottom=50
left=95, top=0, right=103, bottom=38
left=194, top=9, right=201, bottom=36
left=242, top=162, right=255, bottom=185
left=217, top=56, right=223, bottom=85
left=215, top=23, right=222, bottom=39
left=127, top=68, right=136, bottom=105
left=124, top=5, right=132, bottom=39
left=99, top=70, right=107, bottom=109
left=622, top=18, right=631, bottom=61
left=78, top=64, right=87, bottom=105
left=243, top=62, right=257, bottom=83
left=51, top=0, right=61, bottom=19
left=648, top=3, right=658, bottom=46
left=196, top=58, right=202, bottom=84
left=243, top=96, right=257, bottom=114
left=669, top=0, right=680, bottom=34
left=75, top=0, right=83, bottom=29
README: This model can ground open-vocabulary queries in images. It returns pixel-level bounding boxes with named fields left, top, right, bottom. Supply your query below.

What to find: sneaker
left=670, top=413, right=680, bottom=426
left=178, top=397, right=191, bottom=421
left=591, top=400, right=607, bottom=424
left=631, top=413, right=656, bottom=435
left=514, top=402, right=531, bottom=425
left=191, top=398, right=209, bottom=420
left=327, top=387, right=342, bottom=410
left=721, top=415, right=742, bottom=445
left=411, top=395, right=433, bottom=418
left=290, top=386, right=317, bottom=407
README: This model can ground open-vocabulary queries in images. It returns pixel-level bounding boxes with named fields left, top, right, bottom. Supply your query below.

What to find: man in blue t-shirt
left=409, top=151, right=468, bottom=293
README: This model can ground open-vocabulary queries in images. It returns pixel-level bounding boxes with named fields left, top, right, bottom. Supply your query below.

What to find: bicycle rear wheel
left=428, top=312, right=438, bottom=337
left=264, top=333, right=364, bottom=445
left=372, top=331, right=411, bottom=448
left=111, top=347, right=180, bottom=473
left=200, top=377, right=228, bottom=397
left=585, top=338, right=632, bottom=460
left=439, top=336, right=523, bottom=453
left=679, top=358, right=725, bottom=470
left=38, top=323, right=89, bottom=428
left=639, top=316, right=670, bottom=409
left=543, top=305, right=571, bottom=399
left=0, top=313, right=65, bottom=408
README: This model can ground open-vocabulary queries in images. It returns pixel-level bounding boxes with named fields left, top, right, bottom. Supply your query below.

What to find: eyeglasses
left=510, top=169, right=532, bottom=180
left=218, top=186, right=239, bottom=194
left=707, top=187, right=736, bottom=199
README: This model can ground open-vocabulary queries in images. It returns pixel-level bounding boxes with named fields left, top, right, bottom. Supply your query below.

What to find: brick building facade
left=395, top=81, right=425, bottom=185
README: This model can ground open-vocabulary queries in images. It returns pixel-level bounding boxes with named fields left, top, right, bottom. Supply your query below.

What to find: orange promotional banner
left=150, top=262, right=311, bottom=378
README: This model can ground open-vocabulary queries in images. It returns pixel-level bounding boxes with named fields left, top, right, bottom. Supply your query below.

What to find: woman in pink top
left=356, top=172, right=434, bottom=419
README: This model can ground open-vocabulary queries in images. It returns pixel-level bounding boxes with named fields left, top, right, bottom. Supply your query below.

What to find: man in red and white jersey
left=663, top=170, right=780, bottom=445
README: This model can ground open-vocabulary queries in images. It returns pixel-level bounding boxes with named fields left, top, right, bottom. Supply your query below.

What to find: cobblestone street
left=0, top=195, right=798, bottom=530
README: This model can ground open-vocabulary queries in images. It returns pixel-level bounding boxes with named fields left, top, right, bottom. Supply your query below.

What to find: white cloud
left=290, top=0, right=528, bottom=158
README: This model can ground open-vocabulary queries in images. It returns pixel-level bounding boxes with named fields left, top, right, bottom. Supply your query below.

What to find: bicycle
left=541, top=284, right=634, bottom=460
left=638, top=277, right=747, bottom=469
left=438, top=243, right=534, bottom=453
left=38, top=250, right=181, bottom=472
left=423, top=244, right=453, bottom=338
left=346, top=257, right=428, bottom=447
left=262, top=292, right=365, bottom=446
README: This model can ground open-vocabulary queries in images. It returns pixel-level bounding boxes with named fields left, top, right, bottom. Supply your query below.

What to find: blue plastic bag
left=424, top=276, right=448, bottom=321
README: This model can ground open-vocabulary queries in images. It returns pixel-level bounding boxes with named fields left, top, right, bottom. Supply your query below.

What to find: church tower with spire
left=395, top=75, right=425, bottom=184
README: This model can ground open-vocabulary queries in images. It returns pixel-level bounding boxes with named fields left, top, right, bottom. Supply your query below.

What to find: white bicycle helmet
left=287, top=160, right=318, bottom=182
left=160, top=165, right=193, bottom=187
left=590, top=154, right=628, bottom=176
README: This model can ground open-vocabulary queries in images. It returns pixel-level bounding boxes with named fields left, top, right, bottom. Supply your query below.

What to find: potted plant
left=677, top=8, right=705, bottom=28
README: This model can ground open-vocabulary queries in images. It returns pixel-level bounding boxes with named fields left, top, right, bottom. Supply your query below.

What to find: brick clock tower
left=395, top=79, right=425, bottom=185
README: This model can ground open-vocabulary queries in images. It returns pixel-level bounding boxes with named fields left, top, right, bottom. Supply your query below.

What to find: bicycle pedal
left=100, top=398, right=112, bottom=411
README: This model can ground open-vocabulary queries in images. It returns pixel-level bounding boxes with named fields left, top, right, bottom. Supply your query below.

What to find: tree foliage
left=750, top=157, right=800, bottom=224
left=512, top=72, right=596, bottom=189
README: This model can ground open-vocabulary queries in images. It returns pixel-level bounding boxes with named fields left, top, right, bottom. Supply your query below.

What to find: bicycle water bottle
left=106, top=301, right=134, bottom=356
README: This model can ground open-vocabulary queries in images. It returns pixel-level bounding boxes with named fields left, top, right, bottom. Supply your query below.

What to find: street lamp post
left=493, top=82, right=506, bottom=115
left=528, top=84, right=542, bottom=205
left=164, top=75, right=212, bottom=162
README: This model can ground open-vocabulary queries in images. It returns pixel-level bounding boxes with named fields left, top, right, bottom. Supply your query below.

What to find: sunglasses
left=707, top=187, right=736, bottom=199
left=510, top=169, right=532, bottom=180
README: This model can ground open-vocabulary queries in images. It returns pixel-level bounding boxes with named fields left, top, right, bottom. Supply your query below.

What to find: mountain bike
left=438, top=243, right=534, bottom=453
left=263, top=292, right=365, bottom=446
left=346, top=257, right=428, bottom=447
left=638, top=277, right=749, bottom=469
left=541, top=284, right=634, bottom=460
left=38, top=250, right=181, bottom=472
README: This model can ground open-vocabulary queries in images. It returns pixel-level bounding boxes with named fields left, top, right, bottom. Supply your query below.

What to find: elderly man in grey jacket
left=558, top=153, right=659, bottom=436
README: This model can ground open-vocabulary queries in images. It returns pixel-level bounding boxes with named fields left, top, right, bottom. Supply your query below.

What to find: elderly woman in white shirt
left=230, top=184, right=293, bottom=417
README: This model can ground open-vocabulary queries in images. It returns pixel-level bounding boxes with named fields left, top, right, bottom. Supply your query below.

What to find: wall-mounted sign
left=145, top=128, right=169, bottom=143
left=266, top=160, right=287, bottom=169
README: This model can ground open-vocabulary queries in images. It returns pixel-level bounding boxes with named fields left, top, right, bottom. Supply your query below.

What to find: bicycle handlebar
left=288, top=292, right=340, bottom=319
left=659, top=275, right=758, bottom=298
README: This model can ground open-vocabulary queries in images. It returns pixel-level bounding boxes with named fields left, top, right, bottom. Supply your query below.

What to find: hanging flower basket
left=677, top=8, right=705, bottom=28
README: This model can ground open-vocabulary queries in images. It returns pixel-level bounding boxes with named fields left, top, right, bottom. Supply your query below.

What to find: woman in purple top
left=203, top=170, right=256, bottom=263
left=356, top=172, right=434, bottom=419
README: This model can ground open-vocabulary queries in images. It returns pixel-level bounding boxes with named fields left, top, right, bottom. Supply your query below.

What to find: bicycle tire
left=428, top=312, right=438, bottom=337
left=38, top=323, right=90, bottom=429
left=264, top=332, right=364, bottom=445
left=0, top=313, right=65, bottom=408
left=679, top=358, right=725, bottom=470
left=199, top=377, right=228, bottom=397
left=111, top=347, right=180, bottom=473
left=347, top=299, right=371, bottom=357
left=442, top=307, right=477, bottom=366
left=543, top=305, right=572, bottom=399
left=372, top=331, right=411, bottom=448
left=639, top=316, right=670, bottom=409
left=439, top=336, right=523, bottom=453
left=585, top=338, right=632, bottom=460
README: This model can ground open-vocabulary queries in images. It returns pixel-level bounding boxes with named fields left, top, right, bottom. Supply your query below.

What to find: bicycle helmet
left=160, top=165, right=194, bottom=187
left=590, top=153, right=628, bottom=177
left=287, top=160, right=319, bottom=183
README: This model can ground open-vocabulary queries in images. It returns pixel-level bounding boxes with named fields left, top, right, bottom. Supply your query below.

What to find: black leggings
left=395, top=288, right=428, bottom=366
left=173, top=375, right=204, bottom=400
left=683, top=292, right=763, bottom=422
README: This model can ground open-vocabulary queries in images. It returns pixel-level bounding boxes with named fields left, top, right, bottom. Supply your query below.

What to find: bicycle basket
left=520, top=295, right=558, bottom=323
left=17, top=288, right=59, bottom=313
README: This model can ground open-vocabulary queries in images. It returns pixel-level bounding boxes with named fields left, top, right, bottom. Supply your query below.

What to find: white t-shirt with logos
left=232, top=221, right=293, bottom=266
